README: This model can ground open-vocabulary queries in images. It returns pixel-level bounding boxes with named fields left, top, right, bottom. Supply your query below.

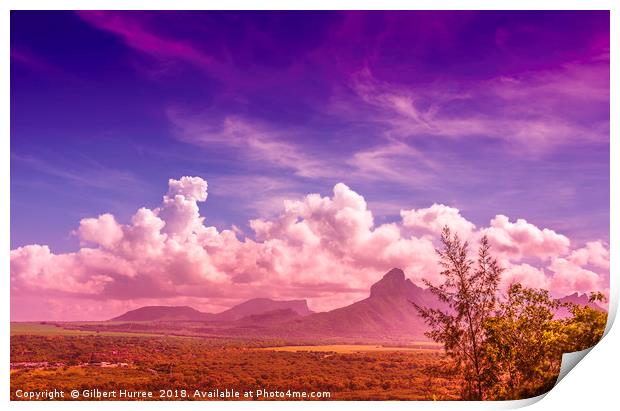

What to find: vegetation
left=415, top=227, right=608, bottom=400
left=413, top=228, right=501, bottom=399
left=261, top=344, right=440, bottom=353
left=11, top=335, right=460, bottom=400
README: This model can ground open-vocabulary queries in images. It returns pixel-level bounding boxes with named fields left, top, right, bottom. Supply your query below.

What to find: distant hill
left=110, top=298, right=312, bottom=322
left=214, top=298, right=312, bottom=321
left=234, top=308, right=302, bottom=327
left=109, top=268, right=604, bottom=342
left=555, top=292, right=606, bottom=319
left=558, top=292, right=602, bottom=308
left=111, top=306, right=206, bottom=322
left=109, top=269, right=442, bottom=340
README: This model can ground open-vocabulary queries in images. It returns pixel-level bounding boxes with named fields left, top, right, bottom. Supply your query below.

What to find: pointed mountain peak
left=559, top=292, right=592, bottom=306
left=382, top=268, right=405, bottom=281
left=370, top=268, right=408, bottom=298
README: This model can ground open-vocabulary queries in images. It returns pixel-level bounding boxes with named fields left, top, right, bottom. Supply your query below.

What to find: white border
left=2, top=1, right=617, bottom=410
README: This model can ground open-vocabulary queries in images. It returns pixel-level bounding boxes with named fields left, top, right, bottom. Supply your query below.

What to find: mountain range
left=112, top=298, right=312, bottom=322
left=109, top=268, right=604, bottom=342
left=109, top=268, right=443, bottom=340
left=555, top=292, right=604, bottom=319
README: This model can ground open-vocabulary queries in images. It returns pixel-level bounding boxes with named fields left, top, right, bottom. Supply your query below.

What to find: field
left=11, top=322, right=164, bottom=337
left=10, top=326, right=460, bottom=401
left=260, top=344, right=441, bottom=353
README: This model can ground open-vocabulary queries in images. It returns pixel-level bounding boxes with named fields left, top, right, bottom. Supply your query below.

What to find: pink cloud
left=77, top=213, right=124, bottom=248
left=548, top=258, right=603, bottom=297
left=10, top=245, right=115, bottom=294
left=401, top=203, right=475, bottom=239
left=10, top=176, right=608, bottom=320
left=483, top=215, right=570, bottom=261
left=566, top=241, right=610, bottom=271
left=500, top=262, right=549, bottom=291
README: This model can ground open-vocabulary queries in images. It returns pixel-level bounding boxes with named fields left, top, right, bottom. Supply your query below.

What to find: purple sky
left=10, top=11, right=610, bottom=320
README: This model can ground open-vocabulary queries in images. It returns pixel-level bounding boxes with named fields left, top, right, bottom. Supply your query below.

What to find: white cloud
left=401, top=203, right=475, bottom=239
left=10, top=176, right=609, bottom=317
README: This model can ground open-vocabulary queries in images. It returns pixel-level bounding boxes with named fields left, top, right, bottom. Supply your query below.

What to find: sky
left=10, top=11, right=609, bottom=320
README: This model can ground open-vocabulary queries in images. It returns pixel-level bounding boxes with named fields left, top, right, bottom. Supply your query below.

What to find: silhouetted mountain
left=555, top=292, right=606, bottom=319
left=558, top=292, right=599, bottom=307
left=111, top=269, right=440, bottom=340
left=234, top=309, right=302, bottom=327
left=98, top=268, right=609, bottom=342
left=111, top=306, right=205, bottom=322
left=110, top=298, right=312, bottom=322
left=279, top=268, right=443, bottom=340
left=213, top=298, right=312, bottom=321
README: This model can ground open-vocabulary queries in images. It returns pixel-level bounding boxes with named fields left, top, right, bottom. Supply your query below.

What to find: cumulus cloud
left=11, top=178, right=440, bottom=313
left=160, top=176, right=209, bottom=239
left=500, top=262, right=549, bottom=291
left=247, top=183, right=440, bottom=287
left=77, top=213, right=123, bottom=248
left=548, top=258, right=603, bottom=297
left=401, top=203, right=475, bottom=239
left=566, top=241, right=610, bottom=271
left=10, top=244, right=116, bottom=294
left=10, top=176, right=608, bottom=319
left=483, top=215, right=570, bottom=261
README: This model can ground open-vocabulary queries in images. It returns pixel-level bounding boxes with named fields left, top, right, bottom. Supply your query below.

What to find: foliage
left=415, top=227, right=608, bottom=400
left=483, top=286, right=607, bottom=399
left=559, top=292, right=607, bottom=353
left=11, top=335, right=461, bottom=401
left=412, top=227, right=501, bottom=400
left=482, top=284, right=563, bottom=399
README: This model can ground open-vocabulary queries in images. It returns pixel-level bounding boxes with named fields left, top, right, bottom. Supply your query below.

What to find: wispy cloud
left=208, top=175, right=306, bottom=218
left=346, top=140, right=439, bottom=186
left=167, top=107, right=442, bottom=188
left=76, top=11, right=227, bottom=77
left=11, top=47, right=67, bottom=77
left=12, top=153, right=142, bottom=191
left=166, top=108, right=344, bottom=179
left=338, top=59, right=609, bottom=155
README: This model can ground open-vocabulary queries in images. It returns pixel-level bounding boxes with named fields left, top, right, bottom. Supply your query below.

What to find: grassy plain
left=259, top=344, right=441, bottom=353
left=11, top=322, right=163, bottom=337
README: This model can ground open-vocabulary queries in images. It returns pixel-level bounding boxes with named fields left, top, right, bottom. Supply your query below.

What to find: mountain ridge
left=110, top=268, right=605, bottom=340
left=110, top=298, right=312, bottom=322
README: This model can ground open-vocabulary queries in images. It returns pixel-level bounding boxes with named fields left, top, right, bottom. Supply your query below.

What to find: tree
left=482, top=284, right=564, bottom=399
left=482, top=287, right=608, bottom=399
left=414, top=226, right=608, bottom=400
left=412, top=227, right=502, bottom=400
left=559, top=292, right=607, bottom=353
